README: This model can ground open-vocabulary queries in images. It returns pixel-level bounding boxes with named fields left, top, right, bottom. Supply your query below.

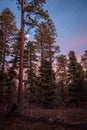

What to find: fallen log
left=52, top=118, right=87, bottom=129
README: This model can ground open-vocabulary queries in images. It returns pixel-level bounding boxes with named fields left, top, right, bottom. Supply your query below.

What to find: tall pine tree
left=68, top=51, right=85, bottom=102
left=34, top=18, right=59, bottom=107
left=17, top=0, right=48, bottom=104
left=56, top=54, right=67, bottom=102
left=0, top=8, right=17, bottom=71
left=0, top=8, right=17, bottom=101
left=24, top=41, right=37, bottom=102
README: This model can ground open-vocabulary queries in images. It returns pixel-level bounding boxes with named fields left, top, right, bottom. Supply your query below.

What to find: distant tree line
left=0, top=0, right=87, bottom=108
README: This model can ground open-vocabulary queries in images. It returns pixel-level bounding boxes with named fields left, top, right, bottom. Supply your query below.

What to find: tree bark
left=18, top=0, right=24, bottom=104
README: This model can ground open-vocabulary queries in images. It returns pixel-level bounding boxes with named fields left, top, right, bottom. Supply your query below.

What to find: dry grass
left=0, top=102, right=87, bottom=130
left=21, top=104, right=87, bottom=122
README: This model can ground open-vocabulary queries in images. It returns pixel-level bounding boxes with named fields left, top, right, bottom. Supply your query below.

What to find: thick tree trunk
left=18, top=0, right=24, bottom=104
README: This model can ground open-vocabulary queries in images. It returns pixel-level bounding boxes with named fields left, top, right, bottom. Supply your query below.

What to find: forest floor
left=0, top=102, right=87, bottom=130
left=23, top=102, right=87, bottom=121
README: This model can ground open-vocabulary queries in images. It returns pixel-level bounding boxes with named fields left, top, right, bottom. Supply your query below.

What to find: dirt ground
left=21, top=102, right=87, bottom=122
left=0, top=102, right=87, bottom=130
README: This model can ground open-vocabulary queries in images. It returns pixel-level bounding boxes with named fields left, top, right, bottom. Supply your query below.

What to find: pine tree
left=0, top=8, right=17, bottom=101
left=17, top=0, right=49, bottom=104
left=81, top=50, right=87, bottom=98
left=56, top=54, right=67, bottom=102
left=35, top=18, right=59, bottom=79
left=34, top=18, right=59, bottom=107
left=39, top=60, right=55, bottom=107
left=24, top=41, right=38, bottom=102
left=68, top=51, right=85, bottom=102
left=0, top=8, right=17, bottom=71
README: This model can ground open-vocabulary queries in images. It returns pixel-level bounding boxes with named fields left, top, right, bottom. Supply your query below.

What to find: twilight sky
left=0, top=0, right=87, bottom=60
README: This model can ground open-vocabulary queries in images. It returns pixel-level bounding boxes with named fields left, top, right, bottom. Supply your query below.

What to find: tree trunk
left=18, top=0, right=24, bottom=104
left=49, top=43, right=53, bottom=82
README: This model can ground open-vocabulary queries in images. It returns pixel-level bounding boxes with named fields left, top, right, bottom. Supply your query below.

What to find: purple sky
left=0, top=0, right=87, bottom=60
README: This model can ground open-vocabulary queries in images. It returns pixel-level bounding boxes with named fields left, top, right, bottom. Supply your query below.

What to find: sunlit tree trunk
left=18, top=0, right=24, bottom=104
